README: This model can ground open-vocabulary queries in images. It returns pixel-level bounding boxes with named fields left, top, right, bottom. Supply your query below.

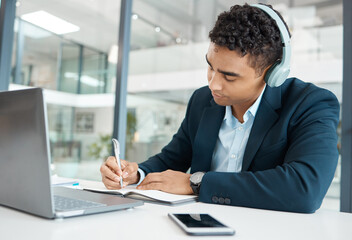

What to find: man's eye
left=225, top=77, right=236, bottom=82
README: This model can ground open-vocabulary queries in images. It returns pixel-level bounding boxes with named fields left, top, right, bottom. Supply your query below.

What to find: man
left=100, top=4, right=339, bottom=213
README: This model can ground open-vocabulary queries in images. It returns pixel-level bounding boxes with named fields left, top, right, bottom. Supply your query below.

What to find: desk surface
left=1, top=197, right=352, bottom=240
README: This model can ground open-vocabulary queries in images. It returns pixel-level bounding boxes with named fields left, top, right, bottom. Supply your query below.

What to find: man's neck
left=230, top=85, right=266, bottom=123
left=231, top=103, right=253, bottom=123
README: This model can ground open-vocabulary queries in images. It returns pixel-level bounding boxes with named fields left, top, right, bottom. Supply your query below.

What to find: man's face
left=206, top=43, right=266, bottom=107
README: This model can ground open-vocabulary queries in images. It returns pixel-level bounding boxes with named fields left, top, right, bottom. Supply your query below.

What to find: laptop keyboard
left=54, top=195, right=106, bottom=211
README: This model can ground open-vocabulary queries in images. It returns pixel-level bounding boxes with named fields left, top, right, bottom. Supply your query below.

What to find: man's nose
left=208, top=72, right=222, bottom=91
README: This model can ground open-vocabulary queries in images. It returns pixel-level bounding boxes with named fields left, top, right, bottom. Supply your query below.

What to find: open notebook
left=81, top=181, right=197, bottom=205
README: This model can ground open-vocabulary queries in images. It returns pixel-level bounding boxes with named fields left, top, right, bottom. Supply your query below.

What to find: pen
left=112, top=138, right=123, bottom=188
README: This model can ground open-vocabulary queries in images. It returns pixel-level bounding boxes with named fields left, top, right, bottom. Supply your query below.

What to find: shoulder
left=278, top=78, right=340, bottom=125
left=280, top=78, right=338, bottom=104
left=188, top=86, right=213, bottom=108
left=192, top=86, right=212, bottom=101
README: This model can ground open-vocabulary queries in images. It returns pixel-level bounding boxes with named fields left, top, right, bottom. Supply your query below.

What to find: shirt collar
left=223, top=85, right=266, bottom=124
left=247, top=85, right=266, bottom=118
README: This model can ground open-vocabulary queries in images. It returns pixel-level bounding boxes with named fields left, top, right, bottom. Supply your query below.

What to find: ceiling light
left=21, top=10, right=80, bottom=35
left=132, top=14, right=139, bottom=20
left=14, top=19, right=51, bottom=39
left=155, top=26, right=161, bottom=33
left=16, top=1, right=21, bottom=7
left=176, top=37, right=182, bottom=43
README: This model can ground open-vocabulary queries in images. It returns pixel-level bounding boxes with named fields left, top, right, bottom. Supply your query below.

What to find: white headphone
left=251, top=4, right=291, bottom=87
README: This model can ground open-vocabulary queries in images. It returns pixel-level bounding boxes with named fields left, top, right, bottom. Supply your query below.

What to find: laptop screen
left=0, top=88, right=54, bottom=218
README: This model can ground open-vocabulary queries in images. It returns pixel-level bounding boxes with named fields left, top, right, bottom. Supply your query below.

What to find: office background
left=0, top=0, right=351, bottom=213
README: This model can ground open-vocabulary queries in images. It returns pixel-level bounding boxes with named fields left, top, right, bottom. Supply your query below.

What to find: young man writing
left=100, top=3, right=339, bottom=213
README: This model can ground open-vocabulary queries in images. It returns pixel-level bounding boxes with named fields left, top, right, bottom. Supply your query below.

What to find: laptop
left=0, top=88, right=143, bottom=218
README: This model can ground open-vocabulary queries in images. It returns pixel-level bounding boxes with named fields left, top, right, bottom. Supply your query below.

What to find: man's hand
left=137, top=170, right=193, bottom=195
left=100, top=156, right=140, bottom=189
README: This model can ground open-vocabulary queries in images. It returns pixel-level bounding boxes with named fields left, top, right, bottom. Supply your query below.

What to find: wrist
left=132, top=171, right=140, bottom=184
left=190, top=172, right=205, bottom=195
left=136, top=168, right=145, bottom=185
left=187, top=184, right=194, bottom=195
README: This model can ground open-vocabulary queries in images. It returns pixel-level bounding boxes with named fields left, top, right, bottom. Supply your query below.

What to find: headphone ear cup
left=265, top=61, right=290, bottom=87
left=264, top=61, right=280, bottom=86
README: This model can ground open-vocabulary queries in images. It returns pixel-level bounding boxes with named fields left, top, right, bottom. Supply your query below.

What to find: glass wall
left=11, top=0, right=120, bottom=181
left=11, top=18, right=115, bottom=94
left=127, top=0, right=342, bottom=211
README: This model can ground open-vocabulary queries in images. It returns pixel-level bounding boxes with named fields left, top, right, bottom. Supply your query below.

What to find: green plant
left=87, top=111, right=137, bottom=160
left=126, top=111, right=137, bottom=151
left=88, top=134, right=112, bottom=161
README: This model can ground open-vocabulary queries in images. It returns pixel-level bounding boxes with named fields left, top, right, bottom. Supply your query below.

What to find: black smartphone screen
left=173, top=214, right=226, bottom=228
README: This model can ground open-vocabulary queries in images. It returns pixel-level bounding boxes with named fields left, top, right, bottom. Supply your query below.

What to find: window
left=12, top=0, right=120, bottom=180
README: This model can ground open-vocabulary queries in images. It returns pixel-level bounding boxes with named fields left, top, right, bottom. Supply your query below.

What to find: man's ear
left=257, top=63, right=274, bottom=83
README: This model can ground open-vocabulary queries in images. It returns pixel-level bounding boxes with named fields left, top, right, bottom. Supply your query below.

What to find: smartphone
left=168, top=213, right=235, bottom=236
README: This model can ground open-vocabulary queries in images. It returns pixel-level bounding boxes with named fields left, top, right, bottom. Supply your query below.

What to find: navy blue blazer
left=139, top=78, right=340, bottom=213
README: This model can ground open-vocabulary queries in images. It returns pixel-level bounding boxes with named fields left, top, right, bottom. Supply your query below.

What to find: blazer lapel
left=241, top=86, right=281, bottom=171
left=191, top=99, right=225, bottom=173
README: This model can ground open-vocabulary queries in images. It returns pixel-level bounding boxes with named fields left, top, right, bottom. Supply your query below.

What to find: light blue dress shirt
left=211, top=86, right=266, bottom=172
left=137, top=86, right=266, bottom=183
left=137, top=168, right=145, bottom=185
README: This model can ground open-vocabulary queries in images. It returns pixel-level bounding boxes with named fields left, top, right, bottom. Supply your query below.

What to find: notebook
left=82, top=180, right=197, bottom=205
left=0, top=88, right=143, bottom=219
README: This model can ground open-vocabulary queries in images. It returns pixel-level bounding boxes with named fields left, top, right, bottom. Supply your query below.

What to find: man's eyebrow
left=219, top=70, right=240, bottom=77
left=205, top=54, right=240, bottom=77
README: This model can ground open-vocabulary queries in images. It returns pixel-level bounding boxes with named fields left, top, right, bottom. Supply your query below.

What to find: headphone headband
left=250, top=4, right=291, bottom=87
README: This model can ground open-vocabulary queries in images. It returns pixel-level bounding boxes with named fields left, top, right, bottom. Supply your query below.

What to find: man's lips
left=212, top=92, right=225, bottom=98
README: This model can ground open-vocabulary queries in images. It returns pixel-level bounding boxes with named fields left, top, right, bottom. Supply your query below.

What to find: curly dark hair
left=209, top=3, right=291, bottom=75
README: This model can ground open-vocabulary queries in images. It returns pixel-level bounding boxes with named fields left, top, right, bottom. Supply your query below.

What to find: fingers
left=105, top=156, right=122, bottom=176
left=135, top=170, right=193, bottom=195
left=100, top=163, right=120, bottom=182
left=137, top=172, right=162, bottom=189
left=102, top=176, right=122, bottom=190
left=120, top=159, right=127, bottom=169
left=100, top=158, right=122, bottom=190
left=137, top=182, right=163, bottom=191
left=121, top=162, right=140, bottom=185
left=121, top=162, right=138, bottom=178
left=100, top=157, right=141, bottom=188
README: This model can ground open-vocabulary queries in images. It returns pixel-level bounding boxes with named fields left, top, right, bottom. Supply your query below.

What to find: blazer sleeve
left=138, top=90, right=197, bottom=174
left=199, top=88, right=340, bottom=213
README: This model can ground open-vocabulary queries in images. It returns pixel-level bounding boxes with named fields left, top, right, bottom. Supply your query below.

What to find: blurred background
left=8, top=0, right=342, bottom=210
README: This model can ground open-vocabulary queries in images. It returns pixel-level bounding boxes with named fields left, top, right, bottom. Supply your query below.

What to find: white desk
left=1, top=198, right=352, bottom=240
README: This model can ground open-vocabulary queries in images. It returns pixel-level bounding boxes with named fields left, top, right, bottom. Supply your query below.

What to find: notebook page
left=81, top=181, right=196, bottom=203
